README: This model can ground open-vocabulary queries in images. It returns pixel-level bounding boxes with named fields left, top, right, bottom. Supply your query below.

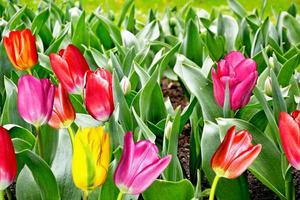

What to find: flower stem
left=83, top=191, right=89, bottom=200
left=67, top=126, right=75, bottom=150
left=35, top=126, right=43, bottom=157
left=209, top=175, right=220, bottom=200
left=285, top=167, right=295, bottom=200
left=0, top=190, right=4, bottom=200
left=117, top=191, right=124, bottom=200
left=27, top=69, right=32, bottom=75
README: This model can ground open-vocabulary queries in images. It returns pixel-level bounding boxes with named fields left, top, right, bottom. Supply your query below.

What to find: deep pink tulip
left=212, top=51, right=258, bottom=110
left=50, top=44, right=89, bottom=94
left=279, top=111, right=300, bottom=169
left=114, top=132, right=172, bottom=195
left=0, top=127, right=17, bottom=190
left=84, top=68, right=114, bottom=121
left=18, top=75, right=55, bottom=127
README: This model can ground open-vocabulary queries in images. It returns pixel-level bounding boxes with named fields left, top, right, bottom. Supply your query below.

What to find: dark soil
left=161, top=77, right=295, bottom=200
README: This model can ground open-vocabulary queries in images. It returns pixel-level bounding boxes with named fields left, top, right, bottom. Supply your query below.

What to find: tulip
left=279, top=111, right=300, bottom=170
left=0, top=127, right=17, bottom=194
left=48, top=84, right=76, bottom=129
left=84, top=68, right=114, bottom=121
left=50, top=44, right=89, bottom=94
left=3, top=29, right=38, bottom=71
left=72, top=126, right=110, bottom=196
left=209, top=126, right=261, bottom=200
left=211, top=51, right=258, bottom=110
left=120, top=76, right=131, bottom=95
left=18, top=75, right=55, bottom=127
left=114, top=132, right=172, bottom=199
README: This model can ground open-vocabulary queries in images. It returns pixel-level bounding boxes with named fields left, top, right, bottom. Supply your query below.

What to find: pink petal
left=212, top=68, right=225, bottom=108
left=234, top=58, right=257, bottom=81
left=224, top=51, right=245, bottom=68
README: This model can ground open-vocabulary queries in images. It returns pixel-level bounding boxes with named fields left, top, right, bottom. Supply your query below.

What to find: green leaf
left=142, top=179, right=194, bottom=200
left=217, top=118, right=286, bottom=199
left=16, top=150, right=60, bottom=200
left=228, top=0, right=247, bottom=18
left=201, top=121, right=250, bottom=200
left=278, top=54, right=300, bottom=87
left=183, top=19, right=203, bottom=66
left=39, top=125, right=59, bottom=166
left=281, top=12, right=300, bottom=44
left=72, top=11, right=88, bottom=52
left=31, top=8, right=49, bottom=35
left=51, top=129, right=81, bottom=200
left=174, top=55, right=222, bottom=122
left=45, top=23, right=70, bottom=55
left=205, top=31, right=225, bottom=61
left=118, top=0, right=134, bottom=27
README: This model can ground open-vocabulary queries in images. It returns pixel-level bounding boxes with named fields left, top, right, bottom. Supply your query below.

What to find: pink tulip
left=18, top=75, right=55, bottom=127
left=212, top=51, right=258, bottom=110
left=114, top=132, right=172, bottom=195
left=279, top=110, right=300, bottom=169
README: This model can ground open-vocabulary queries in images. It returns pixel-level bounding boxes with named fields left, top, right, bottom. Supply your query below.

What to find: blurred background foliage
left=4, top=0, right=300, bottom=19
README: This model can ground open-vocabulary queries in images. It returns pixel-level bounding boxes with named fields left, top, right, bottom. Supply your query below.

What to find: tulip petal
left=224, top=51, right=245, bottom=68
left=114, top=132, right=135, bottom=187
left=279, top=112, right=300, bottom=169
left=129, top=155, right=172, bottom=195
left=225, top=144, right=262, bottom=179
left=3, top=37, right=18, bottom=69
left=234, top=58, right=257, bottom=81
left=212, top=68, right=225, bottom=108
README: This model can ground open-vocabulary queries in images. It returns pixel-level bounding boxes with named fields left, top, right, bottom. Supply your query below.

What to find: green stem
left=117, top=191, right=124, bottom=200
left=83, top=191, right=89, bottom=200
left=67, top=127, right=75, bottom=150
left=285, top=168, right=295, bottom=200
left=0, top=190, right=4, bottom=200
left=35, top=126, right=43, bottom=157
left=209, top=176, right=220, bottom=200
left=27, top=69, right=32, bottom=75
left=6, top=188, right=12, bottom=200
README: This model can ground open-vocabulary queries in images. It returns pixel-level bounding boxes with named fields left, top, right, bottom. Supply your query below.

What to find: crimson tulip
left=48, top=84, right=76, bottom=129
left=3, top=29, right=38, bottom=71
left=84, top=68, right=114, bottom=121
left=114, top=132, right=171, bottom=198
left=279, top=111, right=300, bottom=169
left=18, top=75, right=55, bottom=127
left=50, top=44, right=89, bottom=94
left=212, top=51, right=258, bottom=110
left=0, top=127, right=17, bottom=191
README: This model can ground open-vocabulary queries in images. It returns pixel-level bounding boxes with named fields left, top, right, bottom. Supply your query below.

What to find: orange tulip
left=3, top=29, right=38, bottom=71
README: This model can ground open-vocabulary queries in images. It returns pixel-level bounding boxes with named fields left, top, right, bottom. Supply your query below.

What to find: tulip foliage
left=0, top=0, right=299, bottom=199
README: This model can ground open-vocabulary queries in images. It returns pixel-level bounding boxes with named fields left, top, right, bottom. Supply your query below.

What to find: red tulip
left=279, top=111, right=300, bottom=169
left=50, top=44, right=89, bottom=94
left=3, top=29, right=38, bottom=70
left=0, top=127, right=17, bottom=190
left=212, top=51, right=258, bottom=110
left=84, top=68, right=114, bottom=121
left=48, top=84, right=76, bottom=129
left=211, top=126, right=262, bottom=179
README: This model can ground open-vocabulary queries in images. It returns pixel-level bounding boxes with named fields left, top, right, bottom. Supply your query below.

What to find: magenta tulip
left=212, top=51, right=258, bottom=110
left=0, top=127, right=17, bottom=191
left=114, top=132, right=172, bottom=195
left=18, top=75, right=55, bottom=127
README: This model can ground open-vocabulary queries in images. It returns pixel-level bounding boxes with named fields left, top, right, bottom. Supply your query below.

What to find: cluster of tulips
left=1, top=27, right=300, bottom=200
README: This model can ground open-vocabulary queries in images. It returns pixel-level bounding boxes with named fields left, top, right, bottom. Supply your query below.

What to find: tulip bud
left=84, top=68, right=114, bottom=121
left=72, top=126, right=110, bottom=193
left=212, top=51, right=258, bottom=110
left=120, top=76, right=131, bottom=95
left=48, top=84, right=76, bottom=129
left=114, top=132, right=172, bottom=195
left=211, top=126, right=261, bottom=179
left=50, top=44, right=90, bottom=94
left=0, top=127, right=17, bottom=190
left=164, top=121, right=173, bottom=140
left=18, top=75, right=55, bottom=127
left=279, top=111, right=300, bottom=170
left=3, top=29, right=38, bottom=71
left=264, top=77, right=273, bottom=97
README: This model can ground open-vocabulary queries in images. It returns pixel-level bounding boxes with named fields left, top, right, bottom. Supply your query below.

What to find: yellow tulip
left=72, top=126, right=110, bottom=193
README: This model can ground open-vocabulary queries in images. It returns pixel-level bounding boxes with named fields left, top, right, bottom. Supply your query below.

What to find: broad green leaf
left=228, top=0, right=247, bottom=18
left=31, top=8, right=49, bottom=35
left=281, top=12, right=300, bottom=44
left=143, top=179, right=194, bottom=200
left=16, top=150, right=60, bottom=200
left=72, top=11, right=88, bottom=52
left=278, top=54, right=300, bottom=87
left=118, top=0, right=134, bottom=27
